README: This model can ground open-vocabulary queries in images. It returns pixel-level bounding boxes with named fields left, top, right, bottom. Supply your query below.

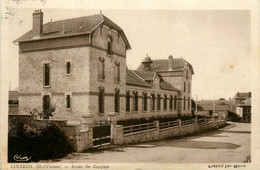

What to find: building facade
left=15, top=10, right=194, bottom=121
left=234, top=92, right=251, bottom=123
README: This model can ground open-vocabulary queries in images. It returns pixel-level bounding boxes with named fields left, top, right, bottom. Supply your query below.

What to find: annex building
left=14, top=10, right=194, bottom=121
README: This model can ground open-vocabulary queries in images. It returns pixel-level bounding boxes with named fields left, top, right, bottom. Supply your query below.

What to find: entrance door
left=43, top=95, right=50, bottom=117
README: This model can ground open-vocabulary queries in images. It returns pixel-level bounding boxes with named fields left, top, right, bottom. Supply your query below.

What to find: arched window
left=151, top=94, right=155, bottom=111
left=126, top=91, right=130, bottom=112
left=174, top=95, right=177, bottom=110
left=107, top=36, right=113, bottom=55
left=163, top=94, right=167, bottom=111
left=98, top=87, right=105, bottom=114
left=114, top=89, right=120, bottom=113
left=169, top=95, right=173, bottom=110
left=133, top=91, right=138, bottom=111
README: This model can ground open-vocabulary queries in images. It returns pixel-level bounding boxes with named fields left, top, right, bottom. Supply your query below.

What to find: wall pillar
left=194, top=116, right=198, bottom=132
left=82, top=113, right=94, bottom=148
left=107, top=112, right=118, bottom=144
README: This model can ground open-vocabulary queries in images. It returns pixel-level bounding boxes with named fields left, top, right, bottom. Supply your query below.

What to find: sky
left=6, top=9, right=251, bottom=100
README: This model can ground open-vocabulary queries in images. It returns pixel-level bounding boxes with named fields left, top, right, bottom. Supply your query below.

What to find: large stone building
left=14, top=10, right=194, bottom=121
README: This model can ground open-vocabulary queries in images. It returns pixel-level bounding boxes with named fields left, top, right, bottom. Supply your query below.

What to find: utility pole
left=196, top=94, right=198, bottom=112
left=213, top=96, right=215, bottom=116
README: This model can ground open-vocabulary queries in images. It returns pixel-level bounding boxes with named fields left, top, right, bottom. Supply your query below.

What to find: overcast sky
left=7, top=9, right=251, bottom=100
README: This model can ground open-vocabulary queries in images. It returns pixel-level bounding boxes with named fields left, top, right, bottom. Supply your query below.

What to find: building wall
left=160, top=66, right=193, bottom=115
left=88, top=25, right=127, bottom=120
left=116, top=85, right=179, bottom=120
left=19, top=47, right=91, bottom=120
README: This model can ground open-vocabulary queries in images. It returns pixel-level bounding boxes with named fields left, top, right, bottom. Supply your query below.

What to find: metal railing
left=123, top=122, right=156, bottom=134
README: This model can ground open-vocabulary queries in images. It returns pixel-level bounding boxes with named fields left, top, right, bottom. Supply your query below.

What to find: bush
left=117, top=115, right=196, bottom=126
left=8, top=123, right=73, bottom=162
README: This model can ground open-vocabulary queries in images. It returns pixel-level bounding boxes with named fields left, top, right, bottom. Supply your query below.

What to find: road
left=47, top=122, right=251, bottom=163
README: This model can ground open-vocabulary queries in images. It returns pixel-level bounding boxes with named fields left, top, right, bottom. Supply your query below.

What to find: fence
left=181, top=119, right=194, bottom=126
left=198, top=118, right=206, bottom=124
left=113, top=117, right=227, bottom=145
left=159, top=120, right=179, bottom=129
left=123, top=122, right=156, bottom=134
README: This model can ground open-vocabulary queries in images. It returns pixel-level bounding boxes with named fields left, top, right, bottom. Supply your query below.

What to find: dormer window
left=107, top=36, right=113, bottom=55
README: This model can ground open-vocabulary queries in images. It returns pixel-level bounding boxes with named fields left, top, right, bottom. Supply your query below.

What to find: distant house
left=234, top=92, right=251, bottom=105
left=197, top=99, right=236, bottom=118
left=8, top=91, right=19, bottom=114
left=235, top=93, right=251, bottom=123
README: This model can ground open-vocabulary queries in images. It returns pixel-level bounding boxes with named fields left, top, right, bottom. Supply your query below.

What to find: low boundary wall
left=9, top=115, right=226, bottom=152
left=113, top=118, right=226, bottom=145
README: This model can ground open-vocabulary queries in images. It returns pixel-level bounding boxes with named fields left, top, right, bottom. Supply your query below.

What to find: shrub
left=8, top=123, right=72, bottom=162
left=117, top=115, right=196, bottom=126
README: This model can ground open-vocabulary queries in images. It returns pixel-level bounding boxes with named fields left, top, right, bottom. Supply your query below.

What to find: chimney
left=168, top=55, right=173, bottom=71
left=32, top=9, right=43, bottom=38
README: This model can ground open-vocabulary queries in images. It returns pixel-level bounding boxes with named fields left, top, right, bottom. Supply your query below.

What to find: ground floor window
left=163, top=94, right=167, bottom=110
left=66, top=94, right=71, bottom=109
left=98, top=88, right=105, bottom=113
left=184, top=97, right=186, bottom=110
left=151, top=94, right=155, bottom=111
left=114, top=89, right=120, bottom=112
left=188, top=97, right=190, bottom=110
left=143, top=93, right=148, bottom=111
left=169, top=95, right=173, bottom=110
left=43, top=95, right=50, bottom=114
left=133, top=92, right=138, bottom=111
left=157, top=94, right=161, bottom=110
left=126, top=91, right=130, bottom=112
left=174, top=95, right=177, bottom=110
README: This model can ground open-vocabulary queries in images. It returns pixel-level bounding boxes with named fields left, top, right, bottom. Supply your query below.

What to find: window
left=126, top=91, right=130, bottom=112
left=98, top=88, right=105, bottom=114
left=184, top=82, right=186, bottom=92
left=163, top=95, right=167, bottom=111
left=157, top=94, right=161, bottom=111
left=186, top=70, right=188, bottom=79
left=43, top=95, right=50, bottom=114
left=107, top=36, right=113, bottom=55
left=184, top=97, right=186, bottom=110
left=188, top=83, right=190, bottom=94
left=66, top=62, right=71, bottom=75
left=169, top=95, right=173, bottom=110
left=66, top=95, right=71, bottom=109
left=188, top=97, right=190, bottom=110
left=133, top=92, right=138, bottom=111
left=43, top=63, right=50, bottom=86
left=151, top=94, right=155, bottom=111
left=114, top=62, right=120, bottom=82
left=143, top=93, right=147, bottom=111
left=114, top=89, right=120, bottom=112
left=98, top=58, right=105, bottom=80
left=174, top=95, right=177, bottom=110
